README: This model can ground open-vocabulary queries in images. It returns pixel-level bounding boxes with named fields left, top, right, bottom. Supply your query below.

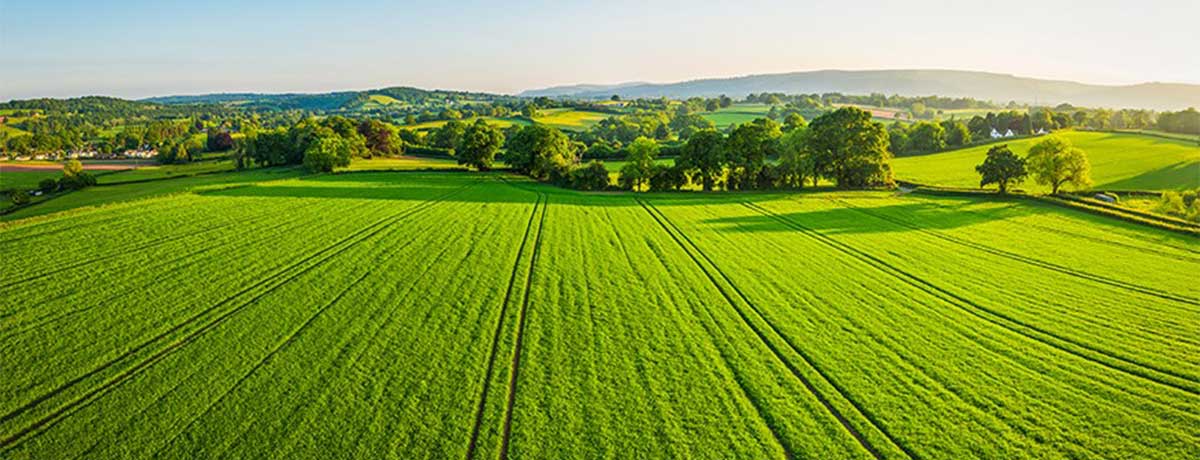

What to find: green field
left=700, top=103, right=773, bottom=128
left=1, top=171, right=1196, bottom=459
left=1, top=167, right=304, bottom=222
left=0, top=170, right=61, bottom=192
left=531, top=108, right=610, bottom=130
left=401, top=116, right=532, bottom=131
left=97, top=161, right=237, bottom=184
left=341, top=156, right=464, bottom=171
left=893, top=131, right=1200, bottom=191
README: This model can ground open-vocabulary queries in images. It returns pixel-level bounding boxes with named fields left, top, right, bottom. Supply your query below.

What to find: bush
left=38, top=178, right=58, bottom=194
left=59, top=172, right=96, bottom=190
left=570, top=161, right=611, bottom=191
left=649, top=165, right=689, bottom=191
left=10, top=190, right=30, bottom=205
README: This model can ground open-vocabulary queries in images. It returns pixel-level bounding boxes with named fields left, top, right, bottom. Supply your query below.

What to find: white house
left=1004, top=129, right=1015, bottom=137
left=990, top=128, right=1003, bottom=139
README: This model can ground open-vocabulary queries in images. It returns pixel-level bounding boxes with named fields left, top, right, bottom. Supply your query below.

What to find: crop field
left=1, top=167, right=304, bottom=222
left=700, top=103, right=773, bottom=128
left=400, top=116, right=533, bottom=131
left=893, top=131, right=1200, bottom=191
left=0, top=171, right=1195, bottom=459
left=97, top=161, right=237, bottom=184
left=531, top=108, right=610, bottom=131
left=340, top=156, right=464, bottom=171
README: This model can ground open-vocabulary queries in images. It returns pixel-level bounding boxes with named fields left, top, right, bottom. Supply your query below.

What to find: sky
left=2, top=0, right=1198, bottom=100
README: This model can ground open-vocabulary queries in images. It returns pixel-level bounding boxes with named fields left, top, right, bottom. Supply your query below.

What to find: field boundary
left=741, top=202, right=1200, bottom=396
left=638, top=198, right=913, bottom=460
left=465, top=193, right=542, bottom=460
left=0, top=181, right=479, bottom=450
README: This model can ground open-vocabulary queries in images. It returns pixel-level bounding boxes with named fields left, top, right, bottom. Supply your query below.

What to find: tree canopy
left=1026, top=136, right=1092, bottom=194
left=975, top=144, right=1027, bottom=193
left=804, top=107, right=893, bottom=188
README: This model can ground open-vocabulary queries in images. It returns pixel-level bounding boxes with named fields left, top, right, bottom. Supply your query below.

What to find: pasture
left=892, top=131, right=1200, bottom=191
left=531, top=108, right=609, bottom=131
left=700, top=103, right=773, bottom=128
left=1, top=171, right=1196, bottom=459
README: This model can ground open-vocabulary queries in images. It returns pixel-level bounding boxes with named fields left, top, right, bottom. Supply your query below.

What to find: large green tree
left=975, top=144, right=1027, bottom=193
left=677, top=129, right=726, bottom=191
left=504, top=125, right=573, bottom=180
left=1027, top=136, right=1092, bottom=194
left=724, top=118, right=781, bottom=189
left=302, top=135, right=352, bottom=173
left=906, top=121, right=947, bottom=153
left=456, top=119, right=505, bottom=171
left=804, top=107, right=893, bottom=188
left=618, top=136, right=659, bottom=191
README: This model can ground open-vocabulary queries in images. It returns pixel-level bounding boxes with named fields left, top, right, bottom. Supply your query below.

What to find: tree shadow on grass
left=1101, top=161, right=1200, bottom=191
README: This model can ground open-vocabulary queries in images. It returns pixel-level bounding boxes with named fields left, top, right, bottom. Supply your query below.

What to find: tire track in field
left=912, top=197, right=1200, bottom=261
left=741, top=202, right=1200, bottom=396
left=829, top=198, right=1200, bottom=306
left=0, top=182, right=478, bottom=449
left=629, top=203, right=797, bottom=459
left=79, top=267, right=375, bottom=460
left=637, top=199, right=909, bottom=460
left=464, top=194, right=542, bottom=460
left=0, top=199, right=311, bottom=289
left=498, top=193, right=548, bottom=460
left=0, top=207, right=319, bottom=338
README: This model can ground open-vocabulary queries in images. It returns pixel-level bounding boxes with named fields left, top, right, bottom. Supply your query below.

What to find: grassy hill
left=892, top=131, right=1200, bottom=192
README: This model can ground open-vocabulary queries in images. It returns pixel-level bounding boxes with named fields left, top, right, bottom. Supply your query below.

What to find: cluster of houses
left=989, top=127, right=1049, bottom=139
left=8, top=149, right=158, bottom=162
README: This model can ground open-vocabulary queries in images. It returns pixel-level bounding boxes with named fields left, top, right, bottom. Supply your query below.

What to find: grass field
left=892, top=131, right=1200, bottom=191
left=341, top=156, right=464, bottom=171
left=0, top=170, right=61, bottom=192
left=1, top=171, right=1196, bottom=459
left=531, top=108, right=610, bottom=131
left=700, top=103, right=773, bottom=128
left=400, top=116, right=532, bottom=131
left=1, top=167, right=304, bottom=222
left=97, top=161, right=237, bottom=184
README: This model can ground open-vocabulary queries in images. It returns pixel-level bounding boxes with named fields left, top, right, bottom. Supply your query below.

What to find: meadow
left=892, top=131, right=1200, bottom=191
left=1, top=171, right=1195, bottom=459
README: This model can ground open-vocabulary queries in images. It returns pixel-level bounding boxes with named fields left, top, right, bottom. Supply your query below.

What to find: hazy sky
left=2, top=0, right=1197, bottom=100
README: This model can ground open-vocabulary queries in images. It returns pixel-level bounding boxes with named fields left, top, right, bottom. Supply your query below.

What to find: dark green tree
left=456, top=119, right=505, bottom=170
left=975, top=145, right=1027, bottom=193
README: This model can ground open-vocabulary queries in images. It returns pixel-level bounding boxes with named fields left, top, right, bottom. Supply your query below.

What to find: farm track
left=0, top=199, right=311, bottom=289
left=465, top=194, right=541, bottom=460
left=637, top=198, right=910, bottom=460
left=499, top=193, right=549, bottom=460
left=741, top=202, right=1200, bottom=396
left=0, top=181, right=478, bottom=450
left=829, top=198, right=1200, bottom=306
left=0, top=207, right=320, bottom=338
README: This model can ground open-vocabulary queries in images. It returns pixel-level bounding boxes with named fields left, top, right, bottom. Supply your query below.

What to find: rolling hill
left=519, top=70, right=1200, bottom=110
left=891, top=131, right=1200, bottom=192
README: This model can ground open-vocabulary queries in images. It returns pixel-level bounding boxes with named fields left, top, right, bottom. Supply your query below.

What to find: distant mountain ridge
left=518, top=70, right=1200, bottom=110
left=141, top=86, right=515, bottom=111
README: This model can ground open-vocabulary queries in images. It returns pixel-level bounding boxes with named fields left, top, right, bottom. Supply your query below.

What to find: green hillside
left=892, top=131, right=1200, bottom=192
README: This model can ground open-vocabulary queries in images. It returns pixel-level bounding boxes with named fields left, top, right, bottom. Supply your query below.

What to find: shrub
left=649, top=165, right=689, bottom=191
left=10, top=190, right=30, bottom=205
left=38, top=178, right=58, bottom=194
left=570, top=161, right=611, bottom=191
